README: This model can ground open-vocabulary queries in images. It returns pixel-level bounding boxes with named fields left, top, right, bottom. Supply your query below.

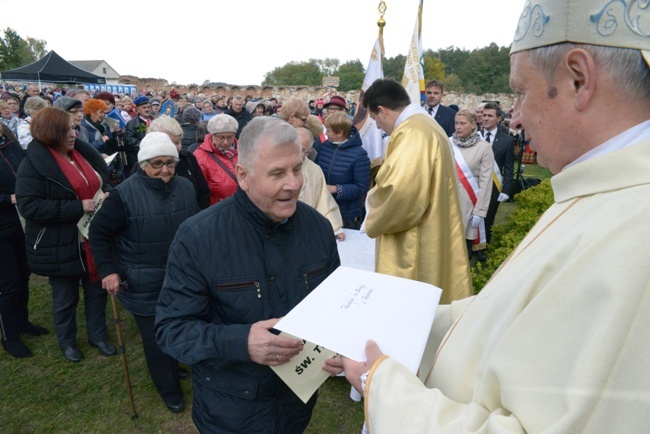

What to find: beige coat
left=363, top=139, right=650, bottom=433
left=299, top=158, right=343, bottom=236
left=452, top=140, right=494, bottom=240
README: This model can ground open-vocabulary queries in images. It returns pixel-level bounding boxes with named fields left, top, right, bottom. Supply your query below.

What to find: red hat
left=323, top=95, right=348, bottom=112
left=96, top=91, right=115, bottom=106
left=169, top=89, right=180, bottom=99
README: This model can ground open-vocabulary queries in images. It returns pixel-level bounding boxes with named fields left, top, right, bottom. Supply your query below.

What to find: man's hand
left=10, top=194, right=16, bottom=205
left=470, top=215, right=484, bottom=228
left=497, top=193, right=510, bottom=202
left=335, top=232, right=346, bottom=241
left=102, top=273, right=121, bottom=295
left=322, top=356, right=344, bottom=376
left=248, top=319, right=304, bottom=366
left=342, top=340, right=385, bottom=394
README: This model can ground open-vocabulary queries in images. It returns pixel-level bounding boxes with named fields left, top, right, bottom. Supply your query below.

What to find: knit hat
left=182, top=106, right=202, bottom=124
left=207, top=114, right=238, bottom=134
left=323, top=96, right=348, bottom=112
left=137, top=132, right=179, bottom=163
left=511, top=0, right=650, bottom=67
left=133, top=96, right=150, bottom=106
left=53, top=97, right=82, bottom=112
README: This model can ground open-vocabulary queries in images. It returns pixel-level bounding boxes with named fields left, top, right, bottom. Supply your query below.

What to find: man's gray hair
left=238, top=117, right=300, bottom=172
left=528, top=44, right=650, bottom=101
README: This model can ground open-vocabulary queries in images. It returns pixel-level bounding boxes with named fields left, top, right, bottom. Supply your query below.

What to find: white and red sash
left=452, top=144, right=487, bottom=250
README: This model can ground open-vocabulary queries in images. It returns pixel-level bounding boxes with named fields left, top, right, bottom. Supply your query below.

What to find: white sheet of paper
left=337, top=229, right=375, bottom=272
left=275, top=266, right=441, bottom=373
left=270, top=332, right=339, bottom=404
left=104, top=153, right=117, bottom=165
left=77, top=189, right=105, bottom=239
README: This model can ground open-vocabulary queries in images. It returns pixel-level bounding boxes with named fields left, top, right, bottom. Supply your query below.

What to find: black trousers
left=0, top=230, right=31, bottom=341
left=484, top=183, right=501, bottom=244
left=132, top=313, right=181, bottom=401
left=49, top=271, right=108, bottom=347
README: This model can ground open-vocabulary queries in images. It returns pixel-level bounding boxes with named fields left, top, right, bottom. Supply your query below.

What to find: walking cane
left=110, top=292, right=138, bottom=419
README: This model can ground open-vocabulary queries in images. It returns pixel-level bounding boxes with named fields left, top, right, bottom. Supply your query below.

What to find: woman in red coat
left=193, top=114, right=239, bottom=205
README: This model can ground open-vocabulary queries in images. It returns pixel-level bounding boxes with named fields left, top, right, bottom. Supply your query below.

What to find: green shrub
left=472, top=179, right=554, bottom=292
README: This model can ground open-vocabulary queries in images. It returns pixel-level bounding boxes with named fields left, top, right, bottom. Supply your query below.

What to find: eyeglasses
left=212, top=133, right=236, bottom=142
left=301, top=147, right=313, bottom=156
left=147, top=158, right=180, bottom=169
left=69, top=108, right=84, bottom=114
left=294, top=114, right=308, bottom=124
left=325, top=106, right=343, bottom=112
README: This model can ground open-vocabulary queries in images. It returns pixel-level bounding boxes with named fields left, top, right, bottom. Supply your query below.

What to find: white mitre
left=510, top=0, right=650, bottom=66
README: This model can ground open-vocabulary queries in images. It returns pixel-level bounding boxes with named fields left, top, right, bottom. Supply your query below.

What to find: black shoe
left=178, top=367, right=189, bottom=380
left=164, top=396, right=185, bottom=413
left=2, top=338, right=33, bottom=358
left=61, top=345, right=83, bottom=362
left=89, top=340, right=117, bottom=356
left=21, top=322, right=50, bottom=336
left=474, top=250, right=487, bottom=262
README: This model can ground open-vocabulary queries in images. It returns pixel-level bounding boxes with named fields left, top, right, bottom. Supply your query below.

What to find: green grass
left=1, top=276, right=364, bottom=433
left=2, top=165, right=552, bottom=433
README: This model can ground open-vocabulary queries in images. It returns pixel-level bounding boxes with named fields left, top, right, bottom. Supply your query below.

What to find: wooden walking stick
left=111, top=293, right=138, bottom=419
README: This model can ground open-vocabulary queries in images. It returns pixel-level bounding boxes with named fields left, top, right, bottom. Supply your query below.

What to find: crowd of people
left=1, top=71, right=524, bottom=422
left=3, top=0, right=649, bottom=430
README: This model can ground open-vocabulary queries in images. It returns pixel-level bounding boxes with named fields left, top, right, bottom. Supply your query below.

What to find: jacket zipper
left=43, top=176, right=86, bottom=271
left=303, top=267, right=326, bottom=291
left=217, top=281, right=261, bottom=299
left=33, top=227, right=46, bottom=250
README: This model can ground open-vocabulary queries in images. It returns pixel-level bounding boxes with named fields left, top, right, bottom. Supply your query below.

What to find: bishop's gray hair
left=527, top=43, right=650, bottom=101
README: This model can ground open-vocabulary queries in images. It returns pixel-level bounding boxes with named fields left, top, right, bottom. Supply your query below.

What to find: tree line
left=0, top=28, right=47, bottom=72
left=263, top=43, right=512, bottom=94
left=1, top=27, right=511, bottom=94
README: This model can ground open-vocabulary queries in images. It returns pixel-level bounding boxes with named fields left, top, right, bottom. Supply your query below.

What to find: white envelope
left=275, top=266, right=441, bottom=373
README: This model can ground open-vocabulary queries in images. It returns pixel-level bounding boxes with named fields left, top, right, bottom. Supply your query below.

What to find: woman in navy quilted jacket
left=316, top=112, right=370, bottom=229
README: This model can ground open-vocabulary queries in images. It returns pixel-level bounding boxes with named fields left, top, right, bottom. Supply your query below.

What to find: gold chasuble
left=365, top=112, right=472, bottom=303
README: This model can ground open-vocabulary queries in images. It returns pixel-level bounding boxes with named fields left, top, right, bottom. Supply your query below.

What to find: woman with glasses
left=89, top=132, right=197, bottom=413
left=15, top=107, right=115, bottom=363
left=148, top=116, right=210, bottom=209
left=194, top=114, right=240, bottom=205
left=0, top=100, right=20, bottom=137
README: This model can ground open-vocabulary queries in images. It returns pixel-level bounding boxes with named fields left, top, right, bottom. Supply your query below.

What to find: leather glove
left=470, top=215, right=483, bottom=228
left=497, top=193, right=510, bottom=202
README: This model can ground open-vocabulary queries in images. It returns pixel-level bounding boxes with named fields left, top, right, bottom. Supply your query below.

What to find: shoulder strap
left=207, top=152, right=238, bottom=182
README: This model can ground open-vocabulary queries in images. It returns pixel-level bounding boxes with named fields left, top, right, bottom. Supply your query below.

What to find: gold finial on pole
left=378, top=1, right=387, bottom=58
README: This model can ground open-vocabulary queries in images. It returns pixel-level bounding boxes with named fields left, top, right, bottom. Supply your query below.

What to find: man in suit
left=424, top=80, right=456, bottom=137
left=481, top=102, right=515, bottom=244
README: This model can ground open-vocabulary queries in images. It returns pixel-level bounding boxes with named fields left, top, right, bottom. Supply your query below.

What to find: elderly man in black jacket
left=123, top=96, right=152, bottom=173
left=156, top=117, right=340, bottom=433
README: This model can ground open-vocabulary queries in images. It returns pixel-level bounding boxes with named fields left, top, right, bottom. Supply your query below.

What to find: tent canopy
left=0, top=50, right=106, bottom=84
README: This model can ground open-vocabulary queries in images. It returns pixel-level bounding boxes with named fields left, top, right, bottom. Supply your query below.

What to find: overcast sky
left=2, top=0, right=523, bottom=86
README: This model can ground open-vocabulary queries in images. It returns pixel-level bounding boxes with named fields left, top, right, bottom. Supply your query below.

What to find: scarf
left=47, top=146, right=102, bottom=282
left=84, top=115, right=106, bottom=136
left=452, top=131, right=481, bottom=148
